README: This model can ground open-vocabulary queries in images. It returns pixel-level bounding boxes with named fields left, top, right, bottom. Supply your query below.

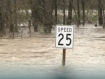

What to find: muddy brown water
left=0, top=25, right=105, bottom=78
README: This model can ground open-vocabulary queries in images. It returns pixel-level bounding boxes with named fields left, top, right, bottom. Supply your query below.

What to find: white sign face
left=56, top=25, right=74, bottom=49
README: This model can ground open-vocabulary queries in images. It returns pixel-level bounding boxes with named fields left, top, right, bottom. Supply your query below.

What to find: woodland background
left=0, top=0, right=104, bottom=38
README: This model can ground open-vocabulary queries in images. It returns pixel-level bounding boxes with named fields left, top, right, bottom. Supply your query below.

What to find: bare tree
left=14, top=0, right=18, bottom=32
left=31, top=0, right=39, bottom=32
left=98, top=0, right=103, bottom=25
left=7, top=0, right=15, bottom=38
left=0, top=0, right=5, bottom=37
left=44, top=0, right=53, bottom=33
left=67, top=0, right=73, bottom=25
left=62, top=0, right=66, bottom=24
left=54, top=0, right=58, bottom=24
left=81, top=0, right=85, bottom=26
left=77, top=0, right=80, bottom=26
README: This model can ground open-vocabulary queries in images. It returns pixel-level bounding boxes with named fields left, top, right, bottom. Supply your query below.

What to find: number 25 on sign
left=56, top=25, right=74, bottom=49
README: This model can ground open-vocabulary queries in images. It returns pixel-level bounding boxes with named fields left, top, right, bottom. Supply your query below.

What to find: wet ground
left=0, top=24, right=105, bottom=78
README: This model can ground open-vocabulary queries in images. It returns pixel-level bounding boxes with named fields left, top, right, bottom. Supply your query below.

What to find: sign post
left=62, top=49, right=66, bottom=66
left=56, top=25, right=74, bottom=66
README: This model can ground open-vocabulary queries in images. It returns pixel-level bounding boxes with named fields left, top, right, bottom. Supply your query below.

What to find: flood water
left=0, top=24, right=105, bottom=79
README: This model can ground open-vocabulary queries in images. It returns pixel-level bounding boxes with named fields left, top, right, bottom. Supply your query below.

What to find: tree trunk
left=31, top=0, right=38, bottom=32
left=77, top=0, right=80, bottom=26
left=102, top=4, right=105, bottom=28
left=44, top=0, right=53, bottom=33
left=14, top=0, right=18, bottom=32
left=62, top=0, right=66, bottom=25
left=0, top=8, right=3, bottom=37
left=98, top=0, right=103, bottom=25
left=67, top=0, right=73, bottom=25
left=54, top=0, right=58, bottom=24
left=8, top=0, right=14, bottom=32
left=6, top=0, right=14, bottom=38
left=81, top=0, right=85, bottom=26
left=0, top=0, right=4, bottom=37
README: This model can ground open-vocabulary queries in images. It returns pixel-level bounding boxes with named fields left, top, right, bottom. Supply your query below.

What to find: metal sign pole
left=62, top=49, right=66, bottom=66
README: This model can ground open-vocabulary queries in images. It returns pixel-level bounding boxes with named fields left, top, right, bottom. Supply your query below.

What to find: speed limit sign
left=56, top=25, right=74, bottom=49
